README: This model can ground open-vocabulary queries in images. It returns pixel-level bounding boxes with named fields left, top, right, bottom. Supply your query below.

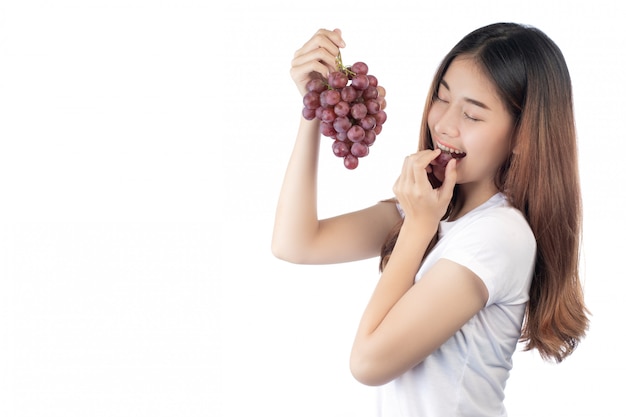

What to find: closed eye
left=464, top=113, right=481, bottom=122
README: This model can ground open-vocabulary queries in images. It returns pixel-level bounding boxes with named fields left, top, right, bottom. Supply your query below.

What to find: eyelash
left=464, top=113, right=480, bottom=122
left=435, top=95, right=481, bottom=122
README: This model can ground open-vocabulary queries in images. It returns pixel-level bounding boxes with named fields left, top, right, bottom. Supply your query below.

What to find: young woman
left=272, top=23, right=589, bottom=416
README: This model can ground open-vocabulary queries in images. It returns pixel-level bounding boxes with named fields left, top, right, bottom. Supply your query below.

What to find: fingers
left=290, top=59, right=332, bottom=96
left=291, top=28, right=345, bottom=79
left=409, top=149, right=441, bottom=186
left=393, top=149, right=440, bottom=196
left=291, top=43, right=336, bottom=76
left=393, top=149, right=456, bottom=220
left=300, top=28, right=344, bottom=53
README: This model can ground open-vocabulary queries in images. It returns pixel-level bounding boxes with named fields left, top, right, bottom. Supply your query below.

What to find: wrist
left=400, top=216, right=439, bottom=238
left=383, top=217, right=437, bottom=275
left=391, top=218, right=438, bottom=258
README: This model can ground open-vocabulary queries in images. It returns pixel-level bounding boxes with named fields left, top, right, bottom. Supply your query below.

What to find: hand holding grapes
left=291, top=28, right=388, bottom=169
left=291, top=29, right=346, bottom=97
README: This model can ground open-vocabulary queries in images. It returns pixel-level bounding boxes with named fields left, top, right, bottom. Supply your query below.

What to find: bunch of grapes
left=302, top=53, right=387, bottom=170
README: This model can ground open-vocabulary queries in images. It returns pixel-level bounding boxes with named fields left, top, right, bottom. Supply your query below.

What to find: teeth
left=436, top=142, right=464, bottom=154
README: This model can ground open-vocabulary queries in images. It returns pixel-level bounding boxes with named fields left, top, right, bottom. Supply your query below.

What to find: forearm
left=353, top=220, right=437, bottom=339
left=271, top=117, right=322, bottom=262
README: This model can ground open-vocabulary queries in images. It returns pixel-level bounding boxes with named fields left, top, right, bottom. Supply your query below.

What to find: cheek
left=492, top=126, right=514, bottom=164
left=426, top=106, right=440, bottom=133
left=427, top=107, right=435, bottom=124
left=470, top=133, right=512, bottom=175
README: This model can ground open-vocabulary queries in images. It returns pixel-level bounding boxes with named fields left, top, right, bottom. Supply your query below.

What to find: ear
left=507, top=130, right=517, bottom=155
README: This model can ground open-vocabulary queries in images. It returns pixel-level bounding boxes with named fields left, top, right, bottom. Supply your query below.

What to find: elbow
left=271, top=239, right=308, bottom=264
left=349, top=350, right=394, bottom=387
left=271, top=223, right=321, bottom=264
left=350, top=342, right=426, bottom=387
left=271, top=241, right=292, bottom=263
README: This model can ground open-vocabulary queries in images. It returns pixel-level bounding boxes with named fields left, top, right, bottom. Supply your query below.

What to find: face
left=427, top=57, right=514, bottom=194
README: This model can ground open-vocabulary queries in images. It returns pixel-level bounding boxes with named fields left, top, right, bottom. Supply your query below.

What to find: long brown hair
left=380, top=23, right=589, bottom=363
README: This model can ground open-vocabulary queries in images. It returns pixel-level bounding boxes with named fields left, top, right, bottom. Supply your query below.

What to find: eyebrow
left=440, top=79, right=492, bottom=111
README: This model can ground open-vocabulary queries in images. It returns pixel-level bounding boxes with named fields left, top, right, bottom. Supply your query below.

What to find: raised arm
left=271, top=29, right=400, bottom=265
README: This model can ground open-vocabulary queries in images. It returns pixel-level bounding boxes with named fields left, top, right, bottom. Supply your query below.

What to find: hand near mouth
left=432, top=143, right=467, bottom=167
left=393, top=149, right=458, bottom=228
left=429, top=144, right=465, bottom=187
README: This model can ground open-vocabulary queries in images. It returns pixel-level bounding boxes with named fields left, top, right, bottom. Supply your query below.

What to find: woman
left=272, top=23, right=589, bottom=416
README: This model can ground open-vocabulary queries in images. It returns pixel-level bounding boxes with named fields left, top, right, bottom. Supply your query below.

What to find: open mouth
left=436, top=142, right=466, bottom=159
left=433, top=141, right=466, bottom=167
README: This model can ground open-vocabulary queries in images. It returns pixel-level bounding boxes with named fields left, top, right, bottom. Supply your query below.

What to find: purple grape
left=374, top=110, right=387, bottom=125
left=334, top=101, right=351, bottom=117
left=333, top=116, right=352, bottom=133
left=335, top=131, right=348, bottom=142
left=351, top=74, right=370, bottom=90
left=351, top=61, right=368, bottom=75
left=363, top=130, right=376, bottom=146
left=328, top=71, right=348, bottom=89
left=347, top=125, right=365, bottom=142
left=303, top=91, right=321, bottom=109
left=367, top=74, right=378, bottom=87
left=341, top=86, right=359, bottom=103
left=320, top=89, right=341, bottom=107
left=320, top=107, right=337, bottom=123
left=302, top=107, right=316, bottom=120
left=344, top=154, right=359, bottom=169
left=365, top=99, right=380, bottom=114
left=360, top=115, right=376, bottom=130
left=362, top=86, right=379, bottom=100
left=306, top=78, right=327, bottom=93
left=320, top=122, right=337, bottom=137
left=332, top=140, right=350, bottom=157
left=350, top=102, right=368, bottom=120
left=351, top=142, right=369, bottom=157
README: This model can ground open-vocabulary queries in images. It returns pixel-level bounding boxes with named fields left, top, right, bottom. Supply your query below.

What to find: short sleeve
left=440, top=208, right=536, bottom=306
left=395, top=201, right=404, bottom=218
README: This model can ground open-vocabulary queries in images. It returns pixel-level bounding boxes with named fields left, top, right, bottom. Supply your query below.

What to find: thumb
left=439, top=159, right=457, bottom=200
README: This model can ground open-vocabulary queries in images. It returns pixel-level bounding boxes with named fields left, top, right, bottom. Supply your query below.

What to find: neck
left=448, top=182, right=499, bottom=221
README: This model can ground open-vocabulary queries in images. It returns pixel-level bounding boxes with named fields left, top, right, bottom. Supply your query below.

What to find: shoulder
left=437, top=199, right=536, bottom=305
left=448, top=203, right=536, bottom=267
left=469, top=205, right=535, bottom=249
left=446, top=194, right=535, bottom=250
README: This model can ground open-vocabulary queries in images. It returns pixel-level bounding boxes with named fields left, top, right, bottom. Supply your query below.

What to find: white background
left=0, top=0, right=624, bottom=416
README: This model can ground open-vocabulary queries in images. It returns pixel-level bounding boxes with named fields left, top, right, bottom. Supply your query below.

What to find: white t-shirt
left=378, top=192, right=536, bottom=417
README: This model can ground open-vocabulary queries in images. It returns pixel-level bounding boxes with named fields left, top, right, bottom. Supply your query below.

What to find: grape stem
left=335, top=51, right=356, bottom=77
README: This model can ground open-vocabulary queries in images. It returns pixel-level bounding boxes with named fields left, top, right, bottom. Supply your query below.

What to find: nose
left=433, top=105, right=460, bottom=138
